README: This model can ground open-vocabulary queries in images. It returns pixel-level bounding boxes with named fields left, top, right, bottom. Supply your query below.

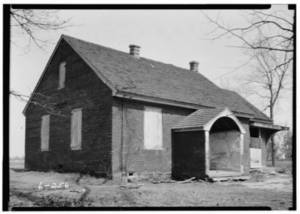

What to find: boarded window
left=144, top=106, right=163, bottom=150
left=71, top=108, right=82, bottom=150
left=58, top=62, right=66, bottom=89
left=41, top=115, right=50, bottom=151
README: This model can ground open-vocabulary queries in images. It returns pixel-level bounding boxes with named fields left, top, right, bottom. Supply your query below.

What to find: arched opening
left=209, top=117, right=242, bottom=173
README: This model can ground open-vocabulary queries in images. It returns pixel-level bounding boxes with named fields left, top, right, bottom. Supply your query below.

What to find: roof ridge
left=62, top=34, right=219, bottom=83
left=62, top=34, right=130, bottom=55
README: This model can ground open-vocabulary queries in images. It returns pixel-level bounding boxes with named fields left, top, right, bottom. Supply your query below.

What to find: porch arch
left=203, top=108, right=245, bottom=176
left=203, top=108, right=246, bottom=134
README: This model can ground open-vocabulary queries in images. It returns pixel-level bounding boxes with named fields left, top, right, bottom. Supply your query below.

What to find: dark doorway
left=172, top=130, right=205, bottom=180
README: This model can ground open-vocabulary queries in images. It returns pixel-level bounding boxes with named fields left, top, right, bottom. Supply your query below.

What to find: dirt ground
left=9, top=160, right=293, bottom=210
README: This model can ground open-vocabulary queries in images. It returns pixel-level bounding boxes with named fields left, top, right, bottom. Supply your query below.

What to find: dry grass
left=9, top=160, right=293, bottom=210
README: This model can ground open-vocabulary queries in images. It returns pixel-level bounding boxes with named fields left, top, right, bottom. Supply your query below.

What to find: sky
left=10, top=6, right=293, bottom=157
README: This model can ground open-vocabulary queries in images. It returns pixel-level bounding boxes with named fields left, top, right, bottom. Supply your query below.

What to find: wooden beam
left=172, top=127, right=204, bottom=132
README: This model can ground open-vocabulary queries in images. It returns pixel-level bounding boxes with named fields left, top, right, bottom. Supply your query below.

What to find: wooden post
left=271, top=135, right=275, bottom=167
left=258, top=128, right=263, bottom=167
left=240, top=133, right=244, bottom=174
left=205, top=130, right=210, bottom=175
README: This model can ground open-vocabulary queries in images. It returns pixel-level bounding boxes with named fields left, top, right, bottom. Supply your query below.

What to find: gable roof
left=23, top=34, right=271, bottom=122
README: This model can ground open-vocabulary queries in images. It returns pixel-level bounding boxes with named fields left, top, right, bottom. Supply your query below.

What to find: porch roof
left=250, top=122, right=289, bottom=131
left=172, top=107, right=225, bottom=131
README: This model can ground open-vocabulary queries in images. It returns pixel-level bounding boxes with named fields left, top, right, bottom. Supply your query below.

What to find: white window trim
left=58, top=61, right=66, bottom=89
left=41, top=115, right=50, bottom=151
left=143, top=106, right=163, bottom=150
left=71, top=108, right=82, bottom=150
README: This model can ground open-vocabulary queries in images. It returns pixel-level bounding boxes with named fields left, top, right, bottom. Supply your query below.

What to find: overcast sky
left=10, top=6, right=293, bottom=157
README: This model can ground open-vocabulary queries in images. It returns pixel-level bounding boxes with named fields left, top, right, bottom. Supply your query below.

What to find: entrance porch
left=172, top=107, right=246, bottom=180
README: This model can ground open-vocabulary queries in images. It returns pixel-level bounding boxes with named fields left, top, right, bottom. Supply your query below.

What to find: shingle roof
left=62, top=35, right=271, bottom=122
left=173, top=108, right=224, bottom=130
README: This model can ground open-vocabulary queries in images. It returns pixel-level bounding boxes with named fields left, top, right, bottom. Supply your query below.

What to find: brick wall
left=25, top=40, right=112, bottom=177
left=112, top=98, right=193, bottom=180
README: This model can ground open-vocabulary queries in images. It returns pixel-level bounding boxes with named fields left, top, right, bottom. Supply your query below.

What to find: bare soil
left=9, top=160, right=293, bottom=210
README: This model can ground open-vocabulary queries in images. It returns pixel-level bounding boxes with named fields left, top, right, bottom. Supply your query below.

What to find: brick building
left=23, top=35, right=285, bottom=180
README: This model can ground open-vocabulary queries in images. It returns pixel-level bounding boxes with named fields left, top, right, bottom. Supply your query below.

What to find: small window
left=41, top=115, right=50, bottom=151
left=250, top=127, right=259, bottom=138
left=58, top=62, right=66, bottom=89
left=144, top=106, right=163, bottom=150
left=71, top=108, right=82, bottom=150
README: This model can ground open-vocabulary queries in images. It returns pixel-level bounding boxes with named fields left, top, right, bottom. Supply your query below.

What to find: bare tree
left=281, top=131, right=293, bottom=160
left=10, top=90, right=67, bottom=117
left=247, top=47, right=291, bottom=165
left=246, top=49, right=291, bottom=120
left=10, top=9, right=71, bottom=113
left=204, top=10, right=294, bottom=66
left=10, top=8, right=70, bottom=49
left=204, top=9, right=294, bottom=113
left=204, top=8, right=294, bottom=166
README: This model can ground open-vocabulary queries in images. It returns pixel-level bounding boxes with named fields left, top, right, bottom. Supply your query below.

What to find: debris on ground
left=177, top=177, right=196, bottom=184
left=276, top=168, right=286, bottom=174
left=212, top=176, right=250, bottom=182
left=151, top=179, right=176, bottom=184
left=119, top=183, right=144, bottom=189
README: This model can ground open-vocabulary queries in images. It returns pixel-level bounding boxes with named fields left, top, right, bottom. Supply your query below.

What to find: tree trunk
left=270, top=105, right=275, bottom=167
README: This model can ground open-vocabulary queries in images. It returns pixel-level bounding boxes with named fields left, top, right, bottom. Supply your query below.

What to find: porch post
left=240, top=133, right=244, bottom=174
left=205, top=130, right=210, bottom=175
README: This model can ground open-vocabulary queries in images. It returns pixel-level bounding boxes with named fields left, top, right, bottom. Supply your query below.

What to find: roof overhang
left=250, top=122, right=289, bottom=131
left=114, top=91, right=269, bottom=122
left=114, top=90, right=213, bottom=110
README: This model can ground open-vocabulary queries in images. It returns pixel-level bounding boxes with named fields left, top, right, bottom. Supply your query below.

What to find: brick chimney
left=129, top=44, right=140, bottom=58
left=189, top=61, right=199, bottom=72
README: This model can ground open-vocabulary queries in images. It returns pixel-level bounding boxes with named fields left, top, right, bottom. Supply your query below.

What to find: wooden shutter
left=144, top=106, right=163, bottom=150
left=58, top=62, right=66, bottom=89
left=41, top=115, right=50, bottom=151
left=71, top=108, right=82, bottom=150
